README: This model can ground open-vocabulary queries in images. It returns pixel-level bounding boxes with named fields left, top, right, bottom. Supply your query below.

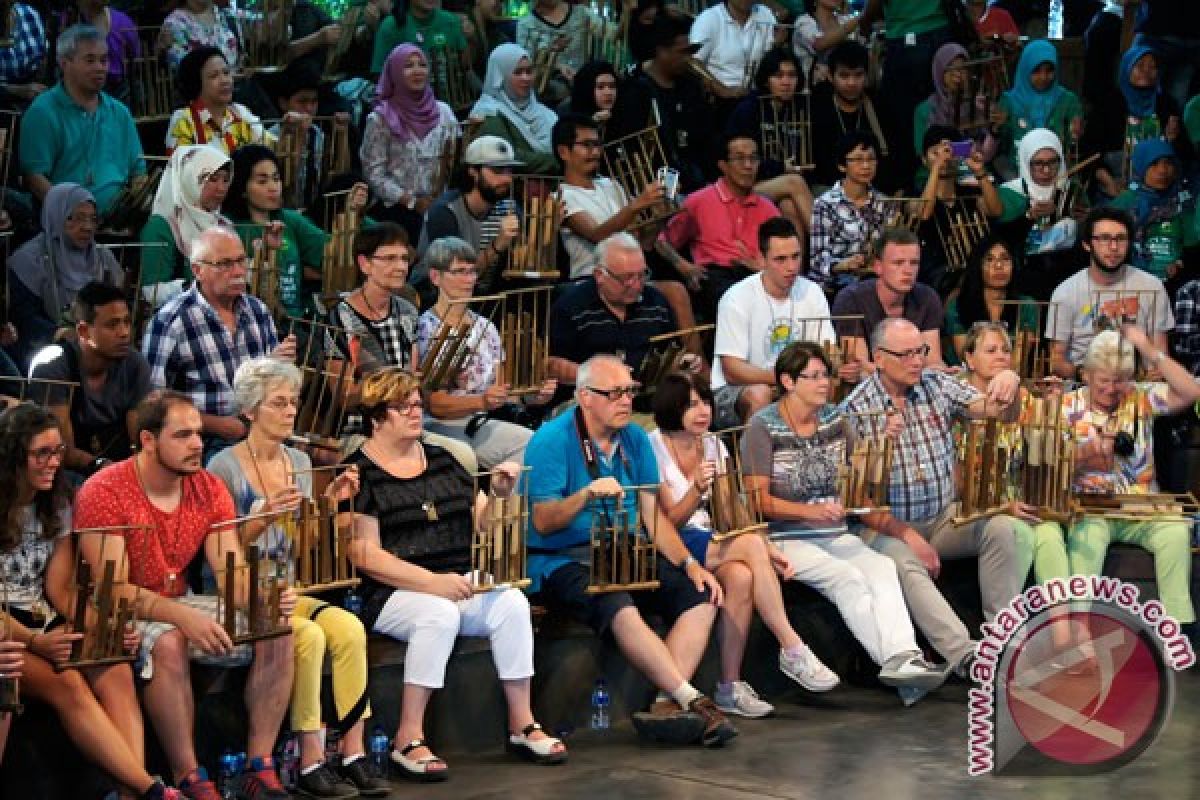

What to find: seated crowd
left=1, top=1, right=1200, bottom=798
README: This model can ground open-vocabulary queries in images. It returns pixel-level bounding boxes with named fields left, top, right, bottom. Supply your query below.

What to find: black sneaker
left=631, top=698, right=706, bottom=745
left=294, top=764, right=359, bottom=799
left=337, top=758, right=390, bottom=798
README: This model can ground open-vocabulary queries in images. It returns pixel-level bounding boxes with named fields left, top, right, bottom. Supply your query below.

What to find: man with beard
left=525, top=354, right=736, bottom=747
left=73, top=390, right=297, bottom=800
left=29, top=282, right=151, bottom=474
left=1049, top=207, right=1174, bottom=381
left=808, top=41, right=892, bottom=191
left=415, top=136, right=523, bottom=296
left=142, top=228, right=297, bottom=459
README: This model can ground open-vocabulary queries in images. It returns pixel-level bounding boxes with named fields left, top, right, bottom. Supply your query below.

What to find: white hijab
left=151, top=145, right=233, bottom=256
left=1002, top=127, right=1067, bottom=205
left=469, top=43, right=556, bottom=152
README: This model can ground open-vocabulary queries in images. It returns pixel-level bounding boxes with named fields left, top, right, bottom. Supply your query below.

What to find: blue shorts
left=679, top=525, right=713, bottom=567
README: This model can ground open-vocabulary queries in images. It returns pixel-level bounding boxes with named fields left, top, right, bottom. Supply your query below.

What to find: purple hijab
left=375, top=44, right=442, bottom=142
left=928, top=43, right=970, bottom=127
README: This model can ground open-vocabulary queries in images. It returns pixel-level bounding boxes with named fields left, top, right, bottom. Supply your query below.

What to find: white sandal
left=391, top=738, right=449, bottom=782
left=506, top=722, right=568, bottom=765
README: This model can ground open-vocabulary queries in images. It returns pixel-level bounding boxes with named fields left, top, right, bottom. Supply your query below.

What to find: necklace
left=245, top=440, right=292, bottom=503
left=359, top=285, right=388, bottom=320
left=779, top=395, right=814, bottom=437
left=365, top=439, right=439, bottom=521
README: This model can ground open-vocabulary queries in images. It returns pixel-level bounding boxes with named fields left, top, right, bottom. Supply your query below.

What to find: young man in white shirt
left=711, top=217, right=860, bottom=428
left=690, top=0, right=777, bottom=100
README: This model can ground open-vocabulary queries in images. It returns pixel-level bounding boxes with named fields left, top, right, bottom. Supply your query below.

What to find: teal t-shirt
left=884, top=0, right=947, bottom=38
left=371, top=10, right=468, bottom=74
left=232, top=209, right=329, bottom=318
left=1111, top=188, right=1200, bottom=280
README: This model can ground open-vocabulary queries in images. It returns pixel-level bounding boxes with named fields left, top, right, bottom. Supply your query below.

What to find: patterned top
left=327, top=294, right=419, bottom=374
left=1062, top=383, right=1170, bottom=494
left=808, top=182, right=890, bottom=290
left=74, top=459, right=237, bottom=597
left=0, top=4, right=45, bottom=84
left=166, top=101, right=271, bottom=156
left=162, top=8, right=240, bottom=71
left=416, top=309, right=503, bottom=394
left=359, top=106, right=459, bottom=208
left=142, top=286, right=280, bottom=417
left=0, top=506, right=69, bottom=611
left=843, top=369, right=979, bottom=522
left=1173, top=279, right=1200, bottom=374
left=741, top=403, right=854, bottom=538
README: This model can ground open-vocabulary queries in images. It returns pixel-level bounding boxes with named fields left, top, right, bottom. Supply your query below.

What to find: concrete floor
left=376, top=669, right=1200, bottom=800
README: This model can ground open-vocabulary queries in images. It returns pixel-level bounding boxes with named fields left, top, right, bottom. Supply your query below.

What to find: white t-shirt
left=690, top=3, right=776, bottom=90
left=561, top=178, right=630, bottom=278
left=711, top=273, right=837, bottom=389
left=647, top=429, right=728, bottom=531
left=1049, top=266, right=1174, bottom=366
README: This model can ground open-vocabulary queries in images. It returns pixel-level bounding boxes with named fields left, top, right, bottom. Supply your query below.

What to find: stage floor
left=384, top=668, right=1199, bottom=800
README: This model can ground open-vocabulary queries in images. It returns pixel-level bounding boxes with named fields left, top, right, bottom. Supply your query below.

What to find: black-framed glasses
left=194, top=255, right=248, bottom=271
left=598, top=266, right=650, bottom=286
left=574, top=138, right=602, bottom=150
left=387, top=400, right=425, bottom=415
left=1029, top=157, right=1061, bottom=170
left=28, top=444, right=67, bottom=465
left=877, top=344, right=931, bottom=361
left=794, top=370, right=832, bottom=381
left=1091, top=234, right=1130, bottom=246
left=585, top=384, right=641, bottom=400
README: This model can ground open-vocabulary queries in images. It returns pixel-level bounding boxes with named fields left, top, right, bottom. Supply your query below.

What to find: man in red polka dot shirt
left=75, top=389, right=296, bottom=800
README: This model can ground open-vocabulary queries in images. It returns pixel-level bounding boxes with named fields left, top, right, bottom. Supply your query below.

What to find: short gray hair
left=424, top=236, right=477, bottom=272
left=190, top=226, right=242, bottom=265
left=869, top=318, right=919, bottom=356
left=575, top=354, right=629, bottom=397
left=58, top=24, right=104, bottom=62
left=594, top=232, right=641, bottom=271
left=1082, top=330, right=1136, bottom=379
left=233, top=357, right=303, bottom=413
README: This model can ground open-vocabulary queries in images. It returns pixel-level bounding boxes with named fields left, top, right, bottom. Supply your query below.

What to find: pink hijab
left=375, top=43, right=441, bottom=142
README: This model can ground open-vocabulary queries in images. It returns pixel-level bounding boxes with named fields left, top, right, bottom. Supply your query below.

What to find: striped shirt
left=548, top=277, right=676, bottom=373
left=808, top=182, right=889, bottom=290
left=842, top=369, right=979, bottom=522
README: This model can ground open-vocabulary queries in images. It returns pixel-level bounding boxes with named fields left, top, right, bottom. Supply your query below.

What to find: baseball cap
left=463, top=135, right=525, bottom=167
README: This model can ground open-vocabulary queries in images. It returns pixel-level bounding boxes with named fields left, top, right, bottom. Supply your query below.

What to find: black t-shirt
left=609, top=66, right=708, bottom=192
left=347, top=443, right=474, bottom=630
left=808, top=84, right=894, bottom=191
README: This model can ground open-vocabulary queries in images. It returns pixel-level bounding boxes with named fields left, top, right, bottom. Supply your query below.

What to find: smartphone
left=950, top=140, right=973, bottom=159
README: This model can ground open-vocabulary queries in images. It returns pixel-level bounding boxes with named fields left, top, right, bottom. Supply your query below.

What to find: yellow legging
left=291, top=595, right=372, bottom=733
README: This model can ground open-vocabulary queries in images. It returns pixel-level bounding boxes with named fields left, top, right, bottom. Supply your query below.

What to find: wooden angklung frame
left=209, top=514, right=292, bottom=645
left=705, top=428, right=767, bottom=543
left=237, top=0, right=294, bottom=73
left=319, top=188, right=360, bottom=302
left=101, top=162, right=166, bottom=236
left=238, top=228, right=283, bottom=321
left=945, top=54, right=1007, bottom=132
left=61, top=526, right=143, bottom=669
left=1000, top=300, right=1058, bottom=383
left=428, top=43, right=474, bottom=114
left=503, top=175, right=564, bottom=280
left=416, top=296, right=489, bottom=392
left=838, top=412, right=893, bottom=515
left=0, top=376, right=79, bottom=412
left=112, top=241, right=173, bottom=340
left=277, top=492, right=360, bottom=594
left=601, top=126, right=679, bottom=229
left=286, top=316, right=357, bottom=450
left=634, top=324, right=714, bottom=396
left=954, top=417, right=1012, bottom=525
left=759, top=91, right=813, bottom=172
left=587, top=485, right=660, bottom=594
left=935, top=196, right=990, bottom=273
left=1021, top=392, right=1074, bottom=523
left=495, top=285, right=552, bottom=395
left=0, top=581, right=21, bottom=714
left=470, top=468, right=531, bottom=592
left=584, top=6, right=631, bottom=73
left=127, top=28, right=173, bottom=122
left=324, top=1, right=366, bottom=78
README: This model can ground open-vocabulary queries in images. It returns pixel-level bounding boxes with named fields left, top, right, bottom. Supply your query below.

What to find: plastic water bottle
left=218, top=749, right=238, bottom=799
left=369, top=726, right=390, bottom=778
left=590, top=679, right=610, bottom=730
left=279, top=734, right=300, bottom=790
left=343, top=590, right=363, bottom=615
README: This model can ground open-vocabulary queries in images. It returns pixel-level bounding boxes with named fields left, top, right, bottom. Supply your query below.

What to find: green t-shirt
left=1111, top=188, right=1200, bottom=281
left=943, top=292, right=1040, bottom=366
left=138, top=213, right=191, bottom=286
left=231, top=209, right=329, bottom=318
left=371, top=10, right=468, bottom=74
left=475, top=112, right=560, bottom=175
left=1185, top=94, right=1200, bottom=151
left=996, top=88, right=1084, bottom=161
left=884, top=0, right=948, bottom=38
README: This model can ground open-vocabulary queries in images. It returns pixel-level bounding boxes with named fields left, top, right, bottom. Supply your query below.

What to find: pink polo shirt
left=660, top=178, right=781, bottom=270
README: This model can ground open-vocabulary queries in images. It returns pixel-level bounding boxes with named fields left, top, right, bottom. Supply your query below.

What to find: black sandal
left=506, top=722, right=568, bottom=765
left=392, top=738, right=450, bottom=782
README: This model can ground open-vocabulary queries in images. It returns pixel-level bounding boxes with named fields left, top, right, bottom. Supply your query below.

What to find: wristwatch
left=680, top=554, right=697, bottom=571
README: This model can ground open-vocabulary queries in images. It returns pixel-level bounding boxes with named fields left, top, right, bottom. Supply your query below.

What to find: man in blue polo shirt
left=19, top=24, right=145, bottom=218
left=525, top=354, right=735, bottom=748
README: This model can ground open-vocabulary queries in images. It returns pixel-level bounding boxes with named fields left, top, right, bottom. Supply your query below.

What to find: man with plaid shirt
left=0, top=1, right=47, bottom=105
left=142, top=227, right=296, bottom=458
left=842, top=318, right=1034, bottom=675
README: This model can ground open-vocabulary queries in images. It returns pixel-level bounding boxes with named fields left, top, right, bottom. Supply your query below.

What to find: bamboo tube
left=223, top=551, right=237, bottom=636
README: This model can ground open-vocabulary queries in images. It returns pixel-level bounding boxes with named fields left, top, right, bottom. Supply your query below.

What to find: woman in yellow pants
left=210, top=357, right=390, bottom=798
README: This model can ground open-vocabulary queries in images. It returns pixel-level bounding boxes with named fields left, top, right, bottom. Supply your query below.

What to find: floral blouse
left=1062, top=383, right=1169, bottom=494
left=162, top=8, right=241, bottom=71
left=359, top=104, right=459, bottom=208
left=0, top=506, right=70, bottom=612
left=416, top=308, right=503, bottom=394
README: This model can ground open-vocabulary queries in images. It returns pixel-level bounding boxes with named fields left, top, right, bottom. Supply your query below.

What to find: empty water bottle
left=218, top=749, right=238, bottom=799
left=370, top=726, right=390, bottom=778
left=344, top=590, right=363, bottom=615
left=233, top=751, right=247, bottom=776
left=279, top=734, right=300, bottom=790
left=590, top=679, right=610, bottom=730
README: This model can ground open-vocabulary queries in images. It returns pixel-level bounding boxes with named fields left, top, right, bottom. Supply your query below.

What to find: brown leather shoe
left=688, top=695, right=738, bottom=747
left=631, top=698, right=705, bottom=745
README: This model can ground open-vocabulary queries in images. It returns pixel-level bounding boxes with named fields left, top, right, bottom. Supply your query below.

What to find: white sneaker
left=779, top=646, right=840, bottom=692
left=713, top=680, right=774, bottom=718
left=878, top=651, right=951, bottom=691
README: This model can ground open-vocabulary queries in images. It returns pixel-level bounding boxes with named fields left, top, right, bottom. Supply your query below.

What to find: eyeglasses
left=387, top=400, right=425, bottom=415
left=1091, top=234, right=1130, bottom=246
left=877, top=344, right=931, bottom=361
left=194, top=255, right=248, bottom=271
left=795, top=370, right=832, bottom=381
left=1029, top=157, right=1061, bottom=170
left=444, top=266, right=480, bottom=277
left=262, top=397, right=299, bottom=411
left=585, top=384, right=641, bottom=400
left=29, top=444, right=67, bottom=465
left=369, top=254, right=409, bottom=268
left=598, top=266, right=650, bottom=286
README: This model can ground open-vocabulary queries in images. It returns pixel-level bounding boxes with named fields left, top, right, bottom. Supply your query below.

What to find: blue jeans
left=1133, top=33, right=1200, bottom=112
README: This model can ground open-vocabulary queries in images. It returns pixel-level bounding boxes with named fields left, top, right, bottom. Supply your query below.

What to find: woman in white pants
left=345, top=368, right=566, bottom=782
left=741, top=342, right=948, bottom=704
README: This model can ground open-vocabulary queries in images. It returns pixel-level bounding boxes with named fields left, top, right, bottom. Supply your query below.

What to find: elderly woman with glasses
left=416, top=236, right=556, bottom=470
left=1064, top=327, right=1200, bottom=629
left=207, top=358, right=390, bottom=798
left=344, top=367, right=566, bottom=781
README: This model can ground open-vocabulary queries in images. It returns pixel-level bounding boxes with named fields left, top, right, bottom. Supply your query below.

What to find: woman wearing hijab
left=361, top=43, right=460, bottom=243
left=1111, top=139, right=1199, bottom=282
left=913, top=42, right=998, bottom=164
left=995, top=128, right=1088, bottom=300
left=138, top=145, right=233, bottom=307
left=6, top=184, right=122, bottom=367
left=472, top=43, right=559, bottom=175
left=996, top=39, right=1083, bottom=158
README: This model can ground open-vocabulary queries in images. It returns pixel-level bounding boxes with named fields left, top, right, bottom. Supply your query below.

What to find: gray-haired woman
left=207, top=357, right=389, bottom=798
left=415, top=236, right=557, bottom=469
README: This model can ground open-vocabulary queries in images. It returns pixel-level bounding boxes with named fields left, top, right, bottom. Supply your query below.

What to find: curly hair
left=0, top=404, right=71, bottom=552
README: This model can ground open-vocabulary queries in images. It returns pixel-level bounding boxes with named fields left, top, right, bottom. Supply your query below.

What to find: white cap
left=463, top=135, right=524, bottom=168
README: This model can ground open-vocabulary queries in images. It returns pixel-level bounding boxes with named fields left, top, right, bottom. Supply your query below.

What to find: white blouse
left=648, top=429, right=728, bottom=532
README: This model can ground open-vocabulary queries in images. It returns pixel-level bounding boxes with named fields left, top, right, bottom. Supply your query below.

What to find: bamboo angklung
left=935, top=197, right=990, bottom=272
left=1020, top=392, right=1075, bottom=522
left=601, top=126, right=678, bottom=229
left=274, top=121, right=304, bottom=208
left=584, top=7, right=631, bottom=72
left=947, top=55, right=1006, bottom=132
left=759, top=92, right=813, bottom=171
left=286, top=316, right=356, bottom=447
left=0, top=580, right=19, bottom=713
left=505, top=176, right=563, bottom=279
left=587, top=485, right=660, bottom=594
left=705, top=430, right=767, bottom=543
left=324, top=2, right=365, bottom=77
left=953, top=418, right=1011, bottom=524
left=320, top=189, right=360, bottom=301
left=428, top=44, right=474, bottom=112
left=1001, top=300, right=1058, bottom=383
left=837, top=429, right=893, bottom=514
left=102, top=165, right=165, bottom=235
left=211, top=515, right=292, bottom=644
left=238, top=0, right=294, bottom=73
left=417, top=295, right=495, bottom=391
left=61, top=528, right=144, bottom=669
left=242, top=232, right=283, bottom=321
left=497, top=286, right=553, bottom=395
left=635, top=324, right=714, bottom=395
left=322, top=115, right=352, bottom=178
left=127, top=28, right=173, bottom=121
left=0, top=376, right=80, bottom=411
left=470, top=468, right=532, bottom=591
left=278, top=494, right=360, bottom=594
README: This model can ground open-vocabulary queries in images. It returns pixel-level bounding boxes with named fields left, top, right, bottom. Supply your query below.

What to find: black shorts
left=537, top=559, right=712, bottom=638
